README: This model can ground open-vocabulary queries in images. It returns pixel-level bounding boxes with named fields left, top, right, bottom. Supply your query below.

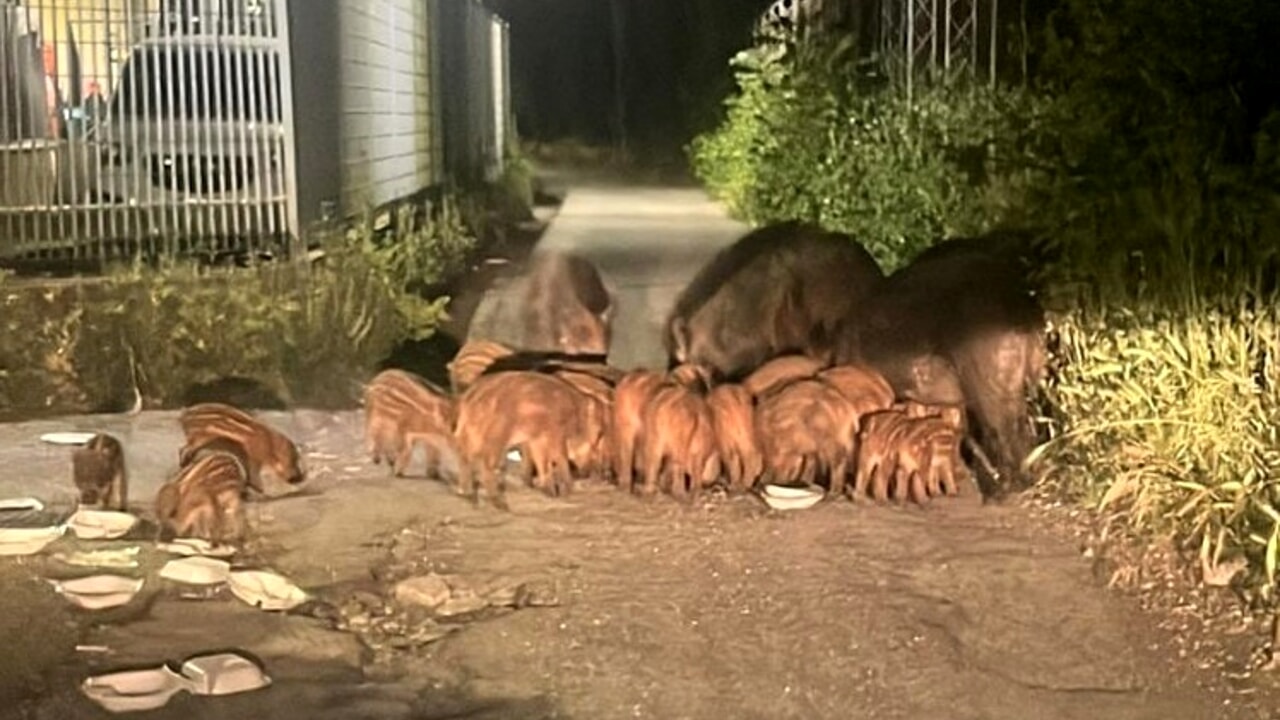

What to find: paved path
left=467, top=178, right=748, bottom=370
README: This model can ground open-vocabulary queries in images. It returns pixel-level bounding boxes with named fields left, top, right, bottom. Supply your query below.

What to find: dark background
left=484, top=0, right=770, bottom=161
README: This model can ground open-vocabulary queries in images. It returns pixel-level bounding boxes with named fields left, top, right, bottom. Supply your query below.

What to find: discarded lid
left=180, top=652, right=272, bottom=695
left=0, top=497, right=44, bottom=512
left=40, top=431, right=99, bottom=446
left=67, top=510, right=139, bottom=540
left=157, top=537, right=237, bottom=558
left=81, top=665, right=189, bottom=714
left=50, top=575, right=144, bottom=611
left=159, top=557, right=232, bottom=586
left=0, top=524, right=65, bottom=556
left=760, top=484, right=825, bottom=511
left=227, top=570, right=308, bottom=612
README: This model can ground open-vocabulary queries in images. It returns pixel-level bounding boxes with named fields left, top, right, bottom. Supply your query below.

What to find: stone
left=394, top=574, right=451, bottom=610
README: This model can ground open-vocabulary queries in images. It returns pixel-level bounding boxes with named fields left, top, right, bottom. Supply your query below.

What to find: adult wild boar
left=663, top=221, right=885, bottom=380
left=519, top=250, right=616, bottom=358
left=834, top=230, right=1047, bottom=495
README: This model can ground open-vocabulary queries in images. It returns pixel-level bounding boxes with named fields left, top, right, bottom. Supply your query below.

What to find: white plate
left=227, top=570, right=308, bottom=612
left=762, top=484, right=823, bottom=499
left=157, top=538, right=237, bottom=558
left=180, top=652, right=272, bottom=695
left=40, top=432, right=99, bottom=446
left=67, top=510, right=138, bottom=540
left=159, top=557, right=232, bottom=586
left=0, top=525, right=65, bottom=555
left=761, top=484, right=825, bottom=511
left=51, top=575, right=145, bottom=610
left=81, top=666, right=189, bottom=714
left=0, top=497, right=44, bottom=512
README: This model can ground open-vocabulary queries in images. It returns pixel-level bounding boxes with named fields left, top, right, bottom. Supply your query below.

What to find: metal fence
left=0, top=0, right=513, bottom=264
left=1, top=0, right=295, bottom=261
left=759, top=0, right=1000, bottom=96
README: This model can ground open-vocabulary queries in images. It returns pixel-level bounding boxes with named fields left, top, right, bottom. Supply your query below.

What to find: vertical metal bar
left=904, top=0, right=913, bottom=98
left=275, top=0, right=300, bottom=258
left=989, top=0, right=998, bottom=83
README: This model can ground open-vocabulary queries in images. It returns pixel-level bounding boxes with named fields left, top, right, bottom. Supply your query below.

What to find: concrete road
left=467, top=178, right=749, bottom=370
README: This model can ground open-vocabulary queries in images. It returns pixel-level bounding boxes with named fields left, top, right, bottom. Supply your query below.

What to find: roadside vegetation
left=690, top=0, right=1280, bottom=604
left=0, top=143, right=539, bottom=417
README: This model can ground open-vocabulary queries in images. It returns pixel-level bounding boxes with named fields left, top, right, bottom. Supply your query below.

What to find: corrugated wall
left=336, top=0, right=441, bottom=214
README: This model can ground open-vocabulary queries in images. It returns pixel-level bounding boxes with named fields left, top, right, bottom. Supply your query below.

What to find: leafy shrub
left=690, top=0, right=1280, bottom=604
left=689, top=38, right=1048, bottom=271
left=1, top=193, right=475, bottom=415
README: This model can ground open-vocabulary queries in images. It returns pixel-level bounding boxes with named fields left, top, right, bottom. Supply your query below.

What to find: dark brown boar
left=519, top=251, right=615, bottom=357
left=72, top=433, right=128, bottom=511
left=755, top=379, right=859, bottom=495
left=741, top=354, right=830, bottom=399
left=178, top=402, right=304, bottom=492
left=664, top=221, right=885, bottom=380
left=707, top=384, right=764, bottom=492
left=448, top=339, right=517, bottom=394
left=363, top=369, right=457, bottom=479
left=155, top=440, right=250, bottom=544
left=640, top=373, right=721, bottom=501
left=454, top=371, right=584, bottom=508
left=834, top=231, right=1045, bottom=494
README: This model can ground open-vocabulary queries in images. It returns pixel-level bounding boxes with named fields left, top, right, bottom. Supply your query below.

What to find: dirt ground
left=2, top=407, right=1280, bottom=719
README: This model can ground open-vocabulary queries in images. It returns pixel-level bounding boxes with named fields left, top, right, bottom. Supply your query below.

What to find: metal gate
left=0, top=0, right=296, bottom=261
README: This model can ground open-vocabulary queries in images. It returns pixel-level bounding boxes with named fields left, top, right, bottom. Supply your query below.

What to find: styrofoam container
left=67, top=510, right=138, bottom=540
left=81, top=666, right=188, bottom=714
left=761, top=484, right=825, bottom=511
left=81, top=652, right=271, bottom=712
left=40, top=431, right=99, bottom=446
left=157, top=538, right=237, bottom=558
left=158, top=557, right=232, bottom=586
left=0, top=524, right=65, bottom=556
left=228, top=570, right=308, bottom=612
left=0, top=497, right=44, bottom=512
left=180, top=652, right=272, bottom=695
left=50, top=575, right=144, bottom=611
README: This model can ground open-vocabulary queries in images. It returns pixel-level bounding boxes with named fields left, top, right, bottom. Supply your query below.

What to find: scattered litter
left=506, top=449, right=522, bottom=463
left=227, top=570, right=308, bottom=611
left=157, top=538, right=237, bottom=559
left=159, top=557, right=231, bottom=586
left=76, top=645, right=112, bottom=654
left=0, top=525, right=65, bottom=556
left=306, top=452, right=339, bottom=461
left=49, top=575, right=144, bottom=610
left=760, top=484, right=825, bottom=511
left=39, top=432, right=99, bottom=446
left=0, top=497, right=44, bottom=512
left=81, top=651, right=270, bottom=713
left=342, top=466, right=363, bottom=473
left=67, top=510, right=139, bottom=541
left=53, top=546, right=141, bottom=569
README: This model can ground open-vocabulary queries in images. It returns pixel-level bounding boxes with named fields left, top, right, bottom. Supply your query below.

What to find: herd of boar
left=67, top=221, right=1048, bottom=543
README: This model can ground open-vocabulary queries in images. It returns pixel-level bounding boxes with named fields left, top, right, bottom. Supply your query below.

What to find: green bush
left=690, top=0, right=1280, bottom=604
left=689, top=38, right=1048, bottom=271
left=0, top=193, right=474, bottom=415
